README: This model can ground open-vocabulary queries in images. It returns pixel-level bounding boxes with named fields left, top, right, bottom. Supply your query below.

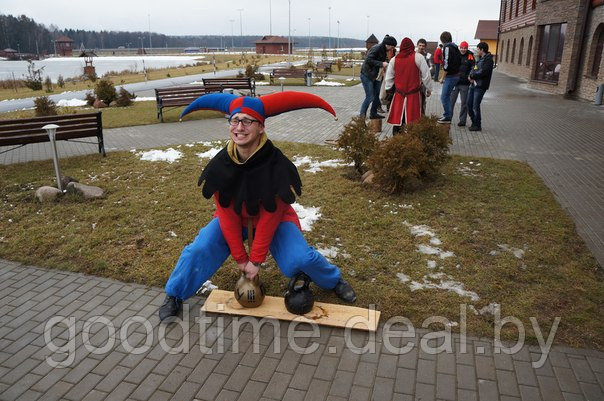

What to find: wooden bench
left=155, top=85, right=207, bottom=122
left=0, top=112, right=105, bottom=156
left=316, top=62, right=334, bottom=73
left=269, top=68, right=307, bottom=84
left=202, top=77, right=255, bottom=97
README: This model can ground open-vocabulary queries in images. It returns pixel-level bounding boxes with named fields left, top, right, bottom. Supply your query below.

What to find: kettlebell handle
left=288, top=273, right=311, bottom=292
left=241, top=271, right=260, bottom=284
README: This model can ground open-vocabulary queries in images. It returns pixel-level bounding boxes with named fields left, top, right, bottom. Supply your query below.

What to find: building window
left=512, top=38, right=516, bottom=63
left=506, top=39, right=510, bottom=62
left=532, top=0, right=536, bottom=10
left=527, top=36, right=533, bottom=66
left=519, top=37, right=524, bottom=65
left=535, top=23, right=567, bottom=83
left=510, top=0, right=514, bottom=20
left=523, top=0, right=528, bottom=13
left=516, top=0, right=520, bottom=17
left=588, top=24, right=603, bottom=78
left=502, top=1, right=507, bottom=22
left=500, top=40, right=505, bottom=61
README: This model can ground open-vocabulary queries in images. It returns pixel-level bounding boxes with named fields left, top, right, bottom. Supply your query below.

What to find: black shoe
left=468, top=125, right=482, bottom=131
left=457, top=121, right=466, bottom=127
left=437, top=117, right=451, bottom=124
left=159, top=295, right=182, bottom=321
left=334, top=278, right=357, bottom=303
left=369, top=114, right=385, bottom=119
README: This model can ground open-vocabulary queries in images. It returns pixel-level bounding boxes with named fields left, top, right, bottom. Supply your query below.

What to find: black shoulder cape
left=198, top=140, right=302, bottom=215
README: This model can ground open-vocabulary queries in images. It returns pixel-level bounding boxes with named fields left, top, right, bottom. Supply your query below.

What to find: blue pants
left=165, top=218, right=342, bottom=300
left=467, top=86, right=486, bottom=128
left=440, top=76, right=458, bottom=120
left=433, top=64, right=440, bottom=81
left=360, top=73, right=382, bottom=117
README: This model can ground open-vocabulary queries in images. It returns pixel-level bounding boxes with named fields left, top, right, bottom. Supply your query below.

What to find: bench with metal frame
left=202, top=77, right=255, bottom=96
left=0, top=112, right=105, bottom=156
left=154, top=85, right=208, bottom=122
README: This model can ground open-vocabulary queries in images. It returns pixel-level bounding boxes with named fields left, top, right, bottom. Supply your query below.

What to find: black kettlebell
left=284, top=273, right=314, bottom=315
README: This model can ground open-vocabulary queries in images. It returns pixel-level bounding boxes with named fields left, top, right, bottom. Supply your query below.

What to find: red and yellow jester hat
left=180, top=91, right=337, bottom=124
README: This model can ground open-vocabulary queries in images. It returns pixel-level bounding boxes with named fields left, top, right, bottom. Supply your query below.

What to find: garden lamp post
left=43, top=124, right=63, bottom=191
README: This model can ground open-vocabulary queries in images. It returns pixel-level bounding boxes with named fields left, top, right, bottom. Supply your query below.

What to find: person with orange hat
left=450, top=41, right=475, bottom=127
left=158, top=92, right=357, bottom=321
left=384, top=37, right=433, bottom=134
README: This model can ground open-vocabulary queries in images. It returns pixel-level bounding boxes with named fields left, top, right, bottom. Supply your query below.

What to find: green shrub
left=57, top=75, right=65, bottom=88
left=336, top=116, right=378, bottom=174
left=44, top=76, right=53, bottom=93
left=367, top=116, right=451, bottom=193
left=94, top=79, right=117, bottom=105
left=24, top=61, right=43, bottom=91
left=115, top=87, right=136, bottom=107
left=85, top=92, right=96, bottom=106
left=34, top=96, right=58, bottom=117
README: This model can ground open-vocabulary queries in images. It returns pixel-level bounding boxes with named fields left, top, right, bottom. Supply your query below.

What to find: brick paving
left=1, top=72, right=603, bottom=400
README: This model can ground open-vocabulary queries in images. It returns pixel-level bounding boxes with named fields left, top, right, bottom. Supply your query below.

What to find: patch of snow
left=317, top=246, right=339, bottom=259
left=396, top=272, right=411, bottom=283
left=291, top=203, right=321, bottom=231
left=292, top=155, right=351, bottom=173
left=417, top=244, right=440, bottom=255
left=197, top=280, right=218, bottom=295
left=169, top=231, right=178, bottom=237
left=138, top=148, right=183, bottom=163
left=498, top=244, right=525, bottom=259
left=197, top=147, right=221, bottom=159
left=314, top=79, right=345, bottom=87
left=410, top=225, right=435, bottom=238
left=409, top=278, right=480, bottom=301
left=57, top=98, right=88, bottom=107
left=430, top=237, right=442, bottom=246
left=256, top=81, right=269, bottom=85
left=478, top=302, right=500, bottom=316
left=427, top=260, right=437, bottom=269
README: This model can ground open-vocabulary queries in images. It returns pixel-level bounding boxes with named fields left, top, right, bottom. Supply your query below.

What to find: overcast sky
left=2, top=0, right=500, bottom=44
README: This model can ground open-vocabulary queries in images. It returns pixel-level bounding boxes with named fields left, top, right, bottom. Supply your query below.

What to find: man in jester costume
left=159, top=91, right=357, bottom=321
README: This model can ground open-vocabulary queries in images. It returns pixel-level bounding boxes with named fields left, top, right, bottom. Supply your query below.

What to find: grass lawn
left=0, top=101, right=224, bottom=128
left=0, top=142, right=601, bottom=349
left=0, top=54, right=290, bottom=101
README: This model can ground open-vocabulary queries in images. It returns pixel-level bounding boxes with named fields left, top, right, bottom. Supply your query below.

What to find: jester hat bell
left=180, top=91, right=337, bottom=124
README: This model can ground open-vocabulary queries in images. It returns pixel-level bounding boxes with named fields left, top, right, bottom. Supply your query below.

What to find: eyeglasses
left=229, top=117, right=259, bottom=127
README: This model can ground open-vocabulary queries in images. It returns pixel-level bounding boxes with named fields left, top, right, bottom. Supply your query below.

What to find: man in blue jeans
left=437, top=31, right=461, bottom=124
left=359, top=35, right=397, bottom=119
left=467, top=42, right=494, bottom=132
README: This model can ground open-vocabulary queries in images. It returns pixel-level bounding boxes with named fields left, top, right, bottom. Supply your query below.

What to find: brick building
left=497, top=0, right=603, bottom=101
left=255, top=36, right=293, bottom=55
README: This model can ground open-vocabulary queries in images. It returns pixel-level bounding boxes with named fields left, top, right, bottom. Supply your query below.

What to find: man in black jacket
left=438, top=31, right=462, bottom=124
left=467, top=42, right=494, bottom=131
left=450, top=41, right=475, bottom=127
left=360, top=35, right=397, bottom=119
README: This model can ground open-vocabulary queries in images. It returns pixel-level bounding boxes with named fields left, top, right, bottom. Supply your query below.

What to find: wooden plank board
left=201, top=290, right=380, bottom=332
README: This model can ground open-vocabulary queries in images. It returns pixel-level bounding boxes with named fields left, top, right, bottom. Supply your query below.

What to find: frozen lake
left=0, top=55, right=206, bottom=82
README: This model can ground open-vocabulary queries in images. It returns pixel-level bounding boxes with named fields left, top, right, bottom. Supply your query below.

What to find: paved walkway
left=1, top=259, right=603, bottom=401
left=0, top=73, right=603, bottom=401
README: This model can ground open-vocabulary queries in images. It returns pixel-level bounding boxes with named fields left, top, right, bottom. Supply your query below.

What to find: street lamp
left=148, top=14, right=152, bottom=49
left=328, top=7, right=331, bottom=49
left=337, top=20, right=340, bottom=49
left=288, top=0, right=291, bottom=62
left=237, top=9, right=244, bottom=48
left=307, top=18, right=311, bottom=50
left=269, top=0, right=272, bottom=35
left=366, top=15, right=370, bottom=38
left=229, top=19, right=235, bottom=49
left=138, top=36, right=143, bottom=50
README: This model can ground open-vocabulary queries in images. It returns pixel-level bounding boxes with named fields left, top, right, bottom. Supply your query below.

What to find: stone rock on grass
left=35, top=186, right=62, bottom=202
left=361, top=170, right=374, bottom=185
left=93, top=99, right=107, bottom=108
left=60, top=176, right=79, bottom=189
left=66, top=182, right=105, bottom=199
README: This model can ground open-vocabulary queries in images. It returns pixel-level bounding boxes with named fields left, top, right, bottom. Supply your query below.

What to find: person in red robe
left=384, top=37, right=433, bottom=134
